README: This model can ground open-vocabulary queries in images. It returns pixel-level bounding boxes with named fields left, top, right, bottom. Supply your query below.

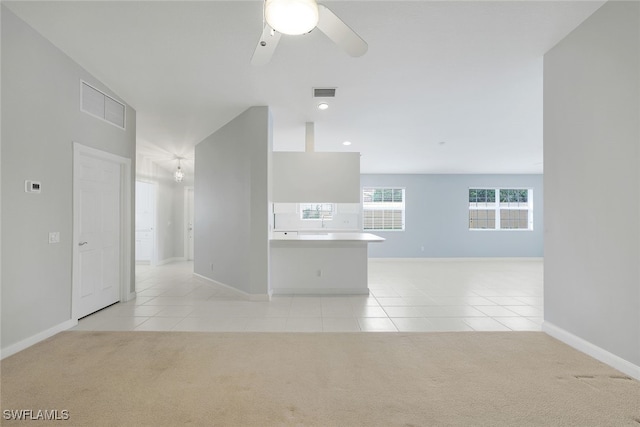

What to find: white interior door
left=77, top=154, right=121, bottom=318
left=135, top=181, right=156, bottom=263
left=187, top=187, right=194, bottom=260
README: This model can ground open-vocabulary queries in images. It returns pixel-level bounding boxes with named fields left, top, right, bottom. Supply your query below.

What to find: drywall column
left=194, top=107, right=272, bottom=297
left=543, top=1, right=640, bottom=374
left=305, top=122, right=314, bottom=152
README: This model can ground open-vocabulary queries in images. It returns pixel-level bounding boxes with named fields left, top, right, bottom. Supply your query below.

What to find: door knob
left=78, top=241, right=88, bottom=246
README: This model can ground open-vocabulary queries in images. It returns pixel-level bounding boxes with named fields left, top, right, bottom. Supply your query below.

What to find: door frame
left=72, top=142, right=133, bottom=320
left=183, top=186, right=194, bottom=260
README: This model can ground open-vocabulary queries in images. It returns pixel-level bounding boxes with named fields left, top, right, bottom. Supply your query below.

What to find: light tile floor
left=72, top=259, right=543, bottom=333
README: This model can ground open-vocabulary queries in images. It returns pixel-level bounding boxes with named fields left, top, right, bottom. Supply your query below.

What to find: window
left=469, top=188, right=533, bottom=230
left=300, top=203, right=333, bottom=220
left=363, top=188, right=405, bottom=231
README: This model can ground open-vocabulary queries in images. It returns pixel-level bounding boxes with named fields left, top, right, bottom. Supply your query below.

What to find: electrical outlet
left=49, top=232, right=60, bottom=244
left=210, top=263, right=214, bottom=271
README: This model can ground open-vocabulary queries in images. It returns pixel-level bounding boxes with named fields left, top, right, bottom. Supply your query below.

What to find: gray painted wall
left=171, top=183, right=187, bottom=260
left=1, top=8, right=136, bottom=349
left=156, top=176, right=188, bottom=262
left=544, top=0, right=639, bottom=366
left=361, top=174, right=543, bottom=258
left=194, top=107, right=272, bottom=296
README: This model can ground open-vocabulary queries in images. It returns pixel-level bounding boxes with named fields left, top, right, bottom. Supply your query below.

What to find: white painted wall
left=1, top=7, right=136, bottom=350
left=194, top=106, right=272, bottom=296
left=544, top=0, right=639, bottom=368
left=272, top=152, right=360, bottom=203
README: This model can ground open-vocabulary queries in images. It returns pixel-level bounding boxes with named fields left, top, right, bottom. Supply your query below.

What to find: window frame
left=468, top=188, right=533, bottom=231
left=362, top=187, right=406, bottom=231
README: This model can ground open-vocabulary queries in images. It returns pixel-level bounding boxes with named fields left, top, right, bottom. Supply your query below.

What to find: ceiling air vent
left=313, top=88, right=336, bottom=98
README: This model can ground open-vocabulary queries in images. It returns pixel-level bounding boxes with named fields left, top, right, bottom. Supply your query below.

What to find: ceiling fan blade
left=316, top=4, right=368, bottom=57
left=251, top=25, right=282, bottom=66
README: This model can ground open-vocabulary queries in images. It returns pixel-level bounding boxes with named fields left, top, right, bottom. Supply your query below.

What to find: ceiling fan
left=251, top=0, right=368, bottom=66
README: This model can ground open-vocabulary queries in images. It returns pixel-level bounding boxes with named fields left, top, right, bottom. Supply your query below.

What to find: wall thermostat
left=25, top=180, right=42, bottom=193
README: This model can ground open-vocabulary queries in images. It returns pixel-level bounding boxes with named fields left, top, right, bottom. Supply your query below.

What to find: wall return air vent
left=81, top=81, right=126, bottom=129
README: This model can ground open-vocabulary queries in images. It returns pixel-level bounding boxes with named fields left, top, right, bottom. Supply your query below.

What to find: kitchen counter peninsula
left=269, top=232, right=384, bottom=295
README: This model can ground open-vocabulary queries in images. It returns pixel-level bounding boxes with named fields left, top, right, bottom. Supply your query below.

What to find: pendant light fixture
left=174, top=158, right=184, bottom=183
left=264, top=0, right=319, bottom=35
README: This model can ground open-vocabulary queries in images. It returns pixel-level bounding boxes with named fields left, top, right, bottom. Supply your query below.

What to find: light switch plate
left=48, top=232, right=60, bottom=244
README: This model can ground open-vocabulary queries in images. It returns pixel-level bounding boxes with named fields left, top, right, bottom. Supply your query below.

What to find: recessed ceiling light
left=342, top=141, right=351, bottom=146
left=318, top=102, right=329, bottom=110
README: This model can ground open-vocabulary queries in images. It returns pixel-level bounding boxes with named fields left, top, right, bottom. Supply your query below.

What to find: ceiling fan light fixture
left=265, top=0, right=319, bottom=36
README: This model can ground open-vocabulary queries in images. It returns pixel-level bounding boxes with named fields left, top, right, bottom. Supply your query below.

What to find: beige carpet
left=1, top=332, right=639, bottom=426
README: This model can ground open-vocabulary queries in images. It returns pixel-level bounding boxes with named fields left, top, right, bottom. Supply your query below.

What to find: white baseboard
left=1, top=319, right=77, bottom=360
left=543, top=321, right=640, bottom=381
left=272, top=288, right=369, bottom=296
left=193, top=273, right=270, bottom=301
left=157, top=257, right=187, bottom=266
left=369, top=257, right=544, bottom=262
left=125, top=291, right=137, bottom=302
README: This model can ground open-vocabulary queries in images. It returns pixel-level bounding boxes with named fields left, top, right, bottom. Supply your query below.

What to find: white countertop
left=270, top=232, right=385, bottom=243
